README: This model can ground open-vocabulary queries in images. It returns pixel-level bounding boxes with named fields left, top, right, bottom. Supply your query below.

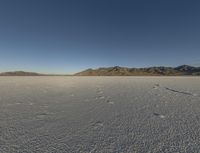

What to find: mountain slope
left=0, top=71, right=43, bottom=76
left=75, top=65, right=200, bottom=76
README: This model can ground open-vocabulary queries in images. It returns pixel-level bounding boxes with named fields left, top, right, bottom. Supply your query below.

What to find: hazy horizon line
left=0, top=64, right=199, bottom=75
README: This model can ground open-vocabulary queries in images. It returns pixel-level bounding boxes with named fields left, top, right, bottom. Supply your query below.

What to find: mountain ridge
left=75, top=65, right=200, bottom=76
left=0, top=65, right=200, bottom=76
left=0, top=71, right=44, bottom=76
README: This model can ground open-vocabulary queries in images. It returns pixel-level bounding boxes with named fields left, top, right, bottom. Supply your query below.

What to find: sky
left=0, top=0, right=200, bottom=74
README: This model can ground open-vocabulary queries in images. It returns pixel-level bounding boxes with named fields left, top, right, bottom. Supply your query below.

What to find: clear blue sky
left=0, top=0, right=200, bottom=74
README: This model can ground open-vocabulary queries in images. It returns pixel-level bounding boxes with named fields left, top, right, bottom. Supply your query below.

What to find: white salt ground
left=0, top=76, right=200, bottom=153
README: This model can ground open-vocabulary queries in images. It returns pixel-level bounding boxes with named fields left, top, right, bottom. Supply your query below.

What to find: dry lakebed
left=0, top=76, right=200, bottom=153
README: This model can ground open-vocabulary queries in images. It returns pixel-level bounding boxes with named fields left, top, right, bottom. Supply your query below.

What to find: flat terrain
left=0, top=77, right=200, bottom=153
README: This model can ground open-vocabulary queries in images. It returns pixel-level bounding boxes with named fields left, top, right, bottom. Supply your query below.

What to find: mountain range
left=0, top=65, right=200, bottom=76
left=0, top=71, right=44, bottom=76
left=75, top=65, right=200, bottom=76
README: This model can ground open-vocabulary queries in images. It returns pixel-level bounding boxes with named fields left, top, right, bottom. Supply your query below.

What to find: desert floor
left=0, top=77, right=200, bottom=153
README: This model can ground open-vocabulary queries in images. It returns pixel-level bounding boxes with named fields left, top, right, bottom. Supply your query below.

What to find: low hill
left=75, top=65, right=200, bottom=76
left=0, top=71, right=44, bottom=76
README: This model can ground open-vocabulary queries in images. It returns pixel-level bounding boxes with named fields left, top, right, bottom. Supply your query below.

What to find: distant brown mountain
left=0, top=71, right=44, bottom=76
left=75, top=65, right=200, bottom=76
left=0, top=71, right=70, bottom=76
left=1, top=65, right=200, bottom=76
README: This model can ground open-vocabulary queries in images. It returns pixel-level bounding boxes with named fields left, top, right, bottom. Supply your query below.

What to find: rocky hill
left=75, top=65, right=200, bottom=76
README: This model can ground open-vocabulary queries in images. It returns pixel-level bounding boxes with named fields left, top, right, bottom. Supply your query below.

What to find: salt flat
left=0, top=77, right=200, bottom=153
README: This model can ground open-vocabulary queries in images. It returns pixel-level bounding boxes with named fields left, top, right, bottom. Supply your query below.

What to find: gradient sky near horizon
left=0, top=0, right=200, bottom=74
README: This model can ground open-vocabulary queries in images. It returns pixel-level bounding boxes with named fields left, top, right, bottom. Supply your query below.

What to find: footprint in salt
left=153, top=84, right=160, bottom=89
left=153, top=113, right=165, bottom=119
left=36, top=111, right=55, bottom=119
left=99, top=96, right=105, bottom=99
left=108, top=101, right=114, bottom=105
left=95, top=96, right=105, bottom=100
left=36, top=112, right=49, bottom=119
left=106, top=99, right=114, bottom=105
left=93, top=121, right=104, bottom=129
